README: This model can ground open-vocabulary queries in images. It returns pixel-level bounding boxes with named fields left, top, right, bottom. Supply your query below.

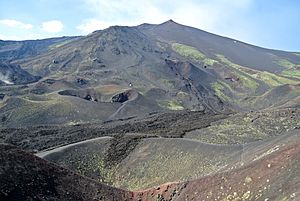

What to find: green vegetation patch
left=41, top=138, right=115, bottom=184
left=172, top=43, right=217, bottom=65
left=114, top=138, right=240, bottom=190
left=216, top=54, right=259, bottom=91
left=281, top=69, right=300, bottom=79
left=74, top=154, right=117, bottom=184
left=211, top=81, right=233, bottom=102
left=209, top=54, right=299, bottom=109
left=275, top=58, right=299, bottom=69
left=1, top=97, right=73, bottom=124
left=250, top=85, right=300, bottom=109
left=185, top=109, right=300, bottom=144
left=216, top=54, right=298, bottom=88
left=252, top=71, right=299, bottom=87
left=159, top=100, right=184, bottom=110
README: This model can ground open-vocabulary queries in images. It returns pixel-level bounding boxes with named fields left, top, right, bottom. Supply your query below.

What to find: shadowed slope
left=1, top=130, right=299, bottom=201
left=0, top=62, right=40, bottom=85
left=0, top=144, right=132, bottom=201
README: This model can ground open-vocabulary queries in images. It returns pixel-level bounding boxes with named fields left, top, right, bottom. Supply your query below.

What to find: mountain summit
left=0, top=20, right=299, bottom=127
left=0, top=20, right=300, bottom=201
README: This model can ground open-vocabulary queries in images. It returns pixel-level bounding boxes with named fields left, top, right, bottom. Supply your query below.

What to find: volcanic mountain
left=0, top=20, right=299, bottom=201
left=0, top=20, right=299, bottom=127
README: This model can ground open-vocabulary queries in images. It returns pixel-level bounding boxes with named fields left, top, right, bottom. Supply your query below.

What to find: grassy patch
left=172, top=43, right=217, bottom=65
left=158, top=100, right=184, bottom=110
left=216, top=54, right=298, bottom=89
left=281, top=69, right=300, bottom=79
left=252, top=71, right=299, bottom=87
left=75, top=154, right=117, bottom=184
left=185, top=109, right=300, bottom=144
left=275, top=58, right=299, bottom=69
left=172, top=43, right=205, bottom=60
left=211, top=82, right=232, bottom=102
left=114, top=138, right=237, bottom=190
left=216, top=54, right=259, bottom=91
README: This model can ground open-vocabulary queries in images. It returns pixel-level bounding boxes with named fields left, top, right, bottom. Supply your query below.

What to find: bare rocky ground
left=0, top=20, right=299, bottom=201
left=0, top=128, right=299, bottom=201
left=0, top=110, right=227, bottom=152
left=0, top=144, right=132, bottom=201
left=0, top=108, right=299, bottom=201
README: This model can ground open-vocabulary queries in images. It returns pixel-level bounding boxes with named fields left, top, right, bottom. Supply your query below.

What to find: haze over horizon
left=0, top=0, right=299, bottom=51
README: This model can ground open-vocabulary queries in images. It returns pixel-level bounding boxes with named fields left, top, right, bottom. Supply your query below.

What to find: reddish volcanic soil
left=1, top=135, right=299, bottom=201
left=173, top=140, right=300, bottom=201
left=128, top=138, right=300, bottom=201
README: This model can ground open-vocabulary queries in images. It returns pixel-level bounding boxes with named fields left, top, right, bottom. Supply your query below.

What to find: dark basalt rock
left=42, top=79, right=57, bottom=85
left=76, top=78, right=88, bottom=86
left=0, top=93, right=5, bottom=100
left=111, top=93, right=128, bottom=103
left=1, top=116, right=7, bottom=122
left=58, top=89, right=100, bottom=102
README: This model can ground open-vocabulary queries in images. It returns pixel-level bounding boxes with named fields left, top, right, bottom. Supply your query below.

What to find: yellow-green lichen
left=159, top=100, right=184, bottom=110
left=252, top=71, right=299, bottom=87
left=244, top=176, right=253, bottom=183
left=275, top=58, right=299, bottom=69
left=281, top=69, right=300, bottom=79
left=172, top=43, right=217, bottom=65
left=216, top=54, right=259, bottom=91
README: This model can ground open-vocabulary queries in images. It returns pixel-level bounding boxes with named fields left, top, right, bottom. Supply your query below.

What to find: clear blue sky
left=0, top=0, right=299, bottom=51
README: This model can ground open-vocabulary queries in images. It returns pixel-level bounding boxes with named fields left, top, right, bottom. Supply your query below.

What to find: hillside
left=0, top=20, right=299, bottom=201
left=0, top=144, right=132, bottom=201
left=0, top=36, right=80, bottom=62
left=0, top=20, right=299, bottom=127
left=0, top=62, right=40, bottom=86
left=1, top=123, right=299, bottom=201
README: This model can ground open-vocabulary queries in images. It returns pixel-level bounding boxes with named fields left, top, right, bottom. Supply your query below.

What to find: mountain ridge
left=0, top=20, right=299, bottom=200
left=0, top=20, right=299, bottom=127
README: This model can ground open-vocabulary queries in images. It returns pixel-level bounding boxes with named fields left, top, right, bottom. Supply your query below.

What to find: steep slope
left=17, top=26, right=161, bottom=77
left=138, top=20, right=300, bottom=110
left=138, top=20, right=300, bottom=72
left=0, top=62, right=40, bottom=85
left=0, top=24, right=228, bottom=127
left=0, top=144, right=132, bottom=201
left=169, top=133, right=300, bottom=201
left=0, top=20, right=298, bottom=127
left=1, top=126, right=299, bottom=201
